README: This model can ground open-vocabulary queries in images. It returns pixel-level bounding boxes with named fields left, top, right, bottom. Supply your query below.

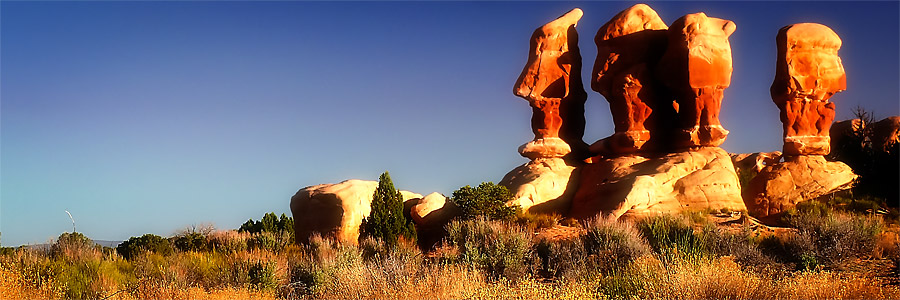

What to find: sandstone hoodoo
left=744, top=23, right=856, bottom=219
left=503, top=8, right=585, bottom=214
left=513, top=8, right=588, bottom=160
left=657, top=13, right=736, bottom=148
left=591, top=4, right=668, bottom=155
left=290, top=179, right=421, bottom=244
left=570, top=6, right=745, bottom=220
left=771, top=23, right=846, bottom=156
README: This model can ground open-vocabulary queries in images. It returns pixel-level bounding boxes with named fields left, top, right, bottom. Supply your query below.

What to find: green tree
left=117, top=234, right=173, bottom=259
left=450, top=182, right=519, bottom=221
left=360, top=172, right=416, bottom=246
left=261, top=212, right=279, bottom=233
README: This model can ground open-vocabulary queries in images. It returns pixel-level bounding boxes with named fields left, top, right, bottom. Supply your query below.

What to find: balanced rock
left=570, top=147, right=746, bottom=219
left=745, top=155, right=856, bottom=219
left=514, top=8, right=588, bottom=159
left=657, top=13, right=736, bottom=147
left=591, top=4, right=668, bottom=154
left=290, top=179, right=421, bottom=244
left=772, top=23, right=846, bottom=155
left=499, top=157, right=578, bottom=214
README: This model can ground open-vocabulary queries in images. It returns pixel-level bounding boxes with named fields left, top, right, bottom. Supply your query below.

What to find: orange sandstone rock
left=772, top=23, right=846, bottom=155
left=657, top=13, right=736, bottom=147
left=290, top=180, right=421, bottom=244
left=745, top=155, right=856, bottom=219
left=592, top=4, right=668, bottom=154
left=570, top=147, right=746, bottom=220
left=514, top=8, right=587, bottom=159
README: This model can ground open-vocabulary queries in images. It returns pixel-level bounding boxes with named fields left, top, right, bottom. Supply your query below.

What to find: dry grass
left=3, top=215, right=899, bottom=300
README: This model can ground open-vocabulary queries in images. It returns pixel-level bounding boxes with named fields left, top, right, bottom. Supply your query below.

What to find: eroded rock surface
left=657, top=13, right=736, bottom=147
left=410, top=192, right=460, bottom=249
left=772, top=23, right=846, bottom=155
left=745, top=155, right=856, bottom=218
left=591, top=4, right=668, bottom=154
left=570, top=147, right=745, bottom=219
left=499, top=157, right=578, bottom=215
left=290, top=180, right=421, bottom=244
left=514, top=8, right=588, bottom=159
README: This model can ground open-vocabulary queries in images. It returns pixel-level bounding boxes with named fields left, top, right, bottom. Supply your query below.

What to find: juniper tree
left=360, top=172, right=416, bottom=247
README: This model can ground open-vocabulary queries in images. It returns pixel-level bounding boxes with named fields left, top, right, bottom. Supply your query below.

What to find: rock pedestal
left=771, top=23, right=846, bottom=156
left=504, top=8, right=586, bottom=214
left=745, top=155, right=856, bottom=218
left=499, top=157, right=578, bottom=214
left=570, top=147, right=746, bottom=219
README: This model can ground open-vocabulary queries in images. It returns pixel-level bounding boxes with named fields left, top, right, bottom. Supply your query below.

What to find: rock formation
left=290, top=180, right=421, bottom=244
left=499, top=157, right=577, bottom=214
left=745, top=155, right=856, bottom=218
left=591, top=4, right=669, bottom=154
left=657, top=13, right=736, bottom=147
left=771, top=23, right=846, bottom=156
left=504, top=8, right=585, bottom=214
left=872, top=116, right=900, bottom=153
left=410, top=192, right=460, bottom=249
left=570, top=147, right=746, bottom=219
left=731, top=151, right=783, bottom=176
left=744, top=23, right=855, bottom=220
left=513, top=8, right=588, bottom=160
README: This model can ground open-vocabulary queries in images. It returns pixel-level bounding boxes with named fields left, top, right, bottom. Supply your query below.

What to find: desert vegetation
left=2, top=193, right=899, bottom=299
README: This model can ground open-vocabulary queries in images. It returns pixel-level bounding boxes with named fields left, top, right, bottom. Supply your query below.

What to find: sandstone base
left=745, top=155, right=856, bottom=219
left=570, top=147, right=745, bottom=219
left=499, top=157, right=578, bottom=215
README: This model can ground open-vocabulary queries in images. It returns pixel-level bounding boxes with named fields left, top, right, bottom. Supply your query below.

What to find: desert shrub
left=533, top=237, right=588, bottom=280
left=450, top=182, right=519, bottom=221
left=515, top=212, right=559, bottom=231
left=703, top=227, right=782, bottom=272
left=117, top=234, right=173, bottom=260
left=173, top=231, right=209, bottom=252
left=248, top=231, right=279, bottom=251
left=773, top=209, right=883, bottom=270
left=637, top=214, right=709, bottom=261
left=208, top=230, right=249, bottom=253
left=248, top=260, right=277, bottom=291
left=50, top=232, right=100, bottom=261
left=582, top=217, right=652, bottom=270
left=360, top=172, right=417, bottom=247
left=239, top=212, right=294, bottom=240
left=443, top=218, right=531, bottom=280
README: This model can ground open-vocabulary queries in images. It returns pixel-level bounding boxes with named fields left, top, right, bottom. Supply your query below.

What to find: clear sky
left=2, top=1, right=898, bottom=247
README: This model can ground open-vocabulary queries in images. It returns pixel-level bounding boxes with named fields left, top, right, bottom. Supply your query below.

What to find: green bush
left=443, top=218, right=531, bottom=280
left=777, top=209, right=883, bottom=270
left=636, top=214, right=709, bottom=261
left=117, top=234, right=173, bottom=260
left=240, top=212, right=294, bottom=236
left=173, top=232, right=209, bottom=252
left=450, top=182, right=519, bottom=221
left=359, top=172, right=416, bottom=247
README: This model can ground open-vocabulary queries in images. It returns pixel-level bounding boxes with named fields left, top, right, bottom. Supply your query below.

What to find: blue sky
left=2, top=1, right=897, bottom=247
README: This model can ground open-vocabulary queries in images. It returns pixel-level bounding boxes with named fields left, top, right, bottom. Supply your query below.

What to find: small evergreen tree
left=360, top=172, right=416, bottom=246
left=451, top=182, right=519, bottom=221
